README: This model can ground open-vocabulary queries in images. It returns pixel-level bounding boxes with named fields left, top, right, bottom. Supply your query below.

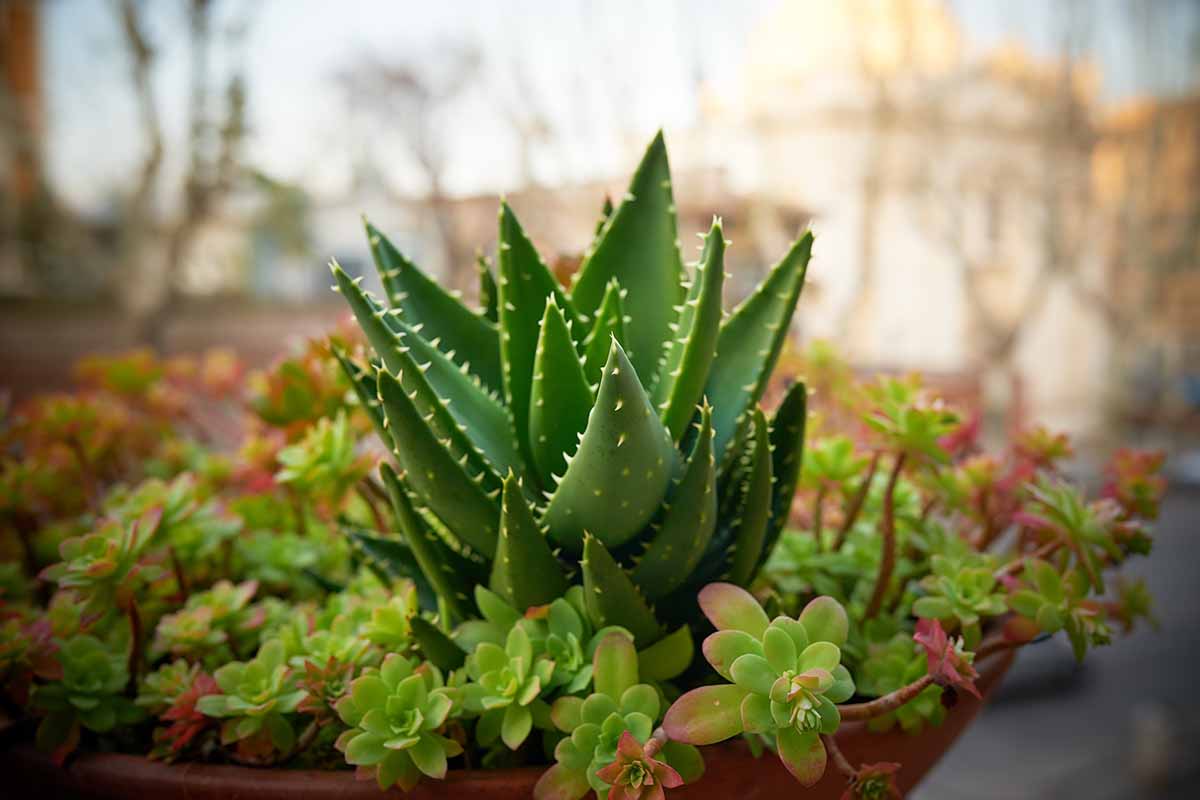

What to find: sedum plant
left=333, top=653, right=462, bottom=792
left=663, top=584, right=854, bottom=785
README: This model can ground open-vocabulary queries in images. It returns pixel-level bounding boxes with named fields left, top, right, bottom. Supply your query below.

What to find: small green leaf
left=701, top=630, right=763, bottom=681
left=730, top=653, right=776, bottom=696
left=762, top=626, right=797, bottom=673
left=776, top=728, right=826, bottom=787
left=653, top=220, right=725, bottom=440
left=593, top=632, right=638, bottom=700
left=740, top=692, right=774, bottom=734
left=571, top=130, right=684, bottom=380
left=662, top=684, right=749, bottom=746
left=698, top=582, right=769, bottom=639
left=636, top=625, right=694, bottom=682
left=543, top=340, right=677, bottom=553
left=799, top=596, right=849, bottom=647
left=529, top=298, right=593, bottom=488
left=705, top=233, right=812, bottom=464
left=363, top=220, right=501, bottom=393
left=580, top=535, right=662, bottom=647
left=501, top=703, right=533, bottom=750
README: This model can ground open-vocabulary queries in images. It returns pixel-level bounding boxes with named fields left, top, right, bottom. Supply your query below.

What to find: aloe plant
left=331, top=132, right=812, bottom=644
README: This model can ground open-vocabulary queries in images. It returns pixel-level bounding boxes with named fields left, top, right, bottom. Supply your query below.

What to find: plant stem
left=168, top=545, right=189, bottom=597
left=356, top=481, right=388, bottom=533
left=834, top=451, right=880, bottom=550
left=993, top=538, right=1062, bottom=579
left=821, top=733, right=855, bottom=779
left=974, top=636, right=1022, bottom=661
left=812, top=485, right=827, bottom=552
left=126, top=601, right=144, bottom=693
left=838, top=674, right=934, bottom=721
left=863, top=452, right=906, bottom=620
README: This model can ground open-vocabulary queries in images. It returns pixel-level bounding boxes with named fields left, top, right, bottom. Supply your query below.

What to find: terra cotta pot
left=2, top=650, right=1013, bottom=799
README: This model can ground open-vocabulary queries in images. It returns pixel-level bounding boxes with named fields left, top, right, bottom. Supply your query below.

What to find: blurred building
left=677, top=0, right=1112, bottom=439
left=1093, top=92, right=1200, bottom=426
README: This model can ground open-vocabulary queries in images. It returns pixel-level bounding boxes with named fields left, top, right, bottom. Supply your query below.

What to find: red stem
left=822, top=733, right=855, bottom=779
left=993, top=538, right=1062, bottom=579
left=812, top=485, right=827, bottom=553
left=838, top=674, right=934, bottom=721
left=126, top=601, right=143, bottom=692
left=863, top=452, right=906, bottom=620
left=834, top=452, right=880, bottom=550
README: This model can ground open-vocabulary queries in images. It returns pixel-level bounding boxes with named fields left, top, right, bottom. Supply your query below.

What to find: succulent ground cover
left=0, top=135, right=1165, bottom=798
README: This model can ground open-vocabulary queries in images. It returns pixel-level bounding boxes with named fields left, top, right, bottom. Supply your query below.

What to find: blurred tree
left=338, top=42, right=481, bottom=290
left=113, top=0, right=252, bottom=347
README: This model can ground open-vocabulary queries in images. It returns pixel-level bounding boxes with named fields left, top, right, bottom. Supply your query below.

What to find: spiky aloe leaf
left=630, top=405, right=716, bottom=600
left=477, top=252, right=498, bottom=323
left=593, top=194, right=614, bottom=238
left=543, top=339, right=676, bottom=553
left=760, top=381, right=808, bottom=564
left=376, top=369, right=500, bottom=558
left=410, top=616, right=467, bottom=670
left=529, top=298, right=593, bottom=489
left=705, top=231, right=812, bottom=464
left=581, top=280, right=627, bottom=385
left=331, top=263, right=507, bottom=490
left=331, top=346, right=386, bottom=444
left=571, top=131, right=683, bottom=379
left=653, top=220, right=726, bottom=441
left=364, top=219, right=501, bottom=393
left=489, top=472, right=570, bottom=610
left=498, top=202, right=582, bottom=474
left=726, top=408, right=773, bottom=586
left=581, top=534, right=661, bottom=646
left=384, top=314, right=520, bottom=478
left=378, top=463, right=478, bottom=621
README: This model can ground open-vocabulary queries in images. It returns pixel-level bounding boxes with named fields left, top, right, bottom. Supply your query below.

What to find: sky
left=41, top=0, right=1200, bottom=214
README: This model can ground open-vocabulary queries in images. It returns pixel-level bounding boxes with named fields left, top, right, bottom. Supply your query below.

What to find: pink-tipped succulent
left=841, top=762, right=903, bottom=800
left=913, top=619, right=979, bottom=700
left=594, top=732, right=683, bottom=800
left=664, top=584, right=853, bottom=787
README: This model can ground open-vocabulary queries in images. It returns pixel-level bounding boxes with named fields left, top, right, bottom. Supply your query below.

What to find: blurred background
left=1, top=1, right=1199, bottom=796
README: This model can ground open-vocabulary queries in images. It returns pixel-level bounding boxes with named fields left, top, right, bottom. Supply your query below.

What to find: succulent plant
left=663, top=584, right=854, bottom=786
left=855, top=634, right=944, bottom=733
left=333, top=653, right=462, bottom=791
left=39, top=508, right=164, bottom=617
left=537, top=632, right=701, bottom=800
left=1006, top=559, right=1112, bottom=660
left=32, top=635, right=144, bottom=763
left=330, top=132, right=812, bottom=646
left=196, top=639, right=306, bottom=755
left=911, top=554, right=1006, bottom=648
left=462, top=622, right=556, bottom=750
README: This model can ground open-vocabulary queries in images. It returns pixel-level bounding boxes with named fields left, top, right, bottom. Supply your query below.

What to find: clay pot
left=3, top=650, right=1013, bottom=799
